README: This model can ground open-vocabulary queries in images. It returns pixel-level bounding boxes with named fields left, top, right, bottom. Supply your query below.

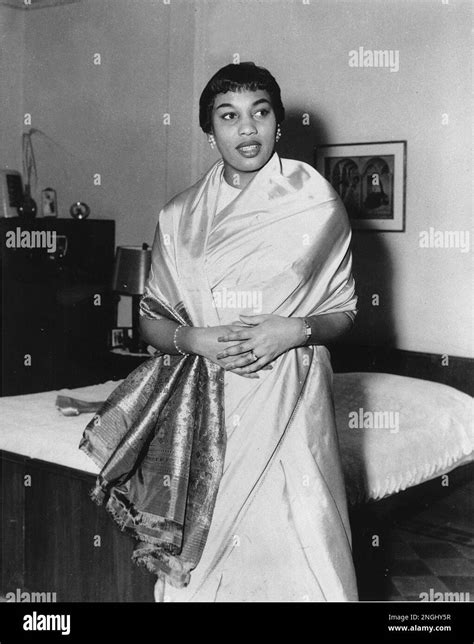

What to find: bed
left=1, top=347, right=472, bottom=601
left=1, top=371, right=472, bottom=504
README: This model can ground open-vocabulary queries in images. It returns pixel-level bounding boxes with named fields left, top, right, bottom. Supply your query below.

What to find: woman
left=81, top=62, right=358, bottom=602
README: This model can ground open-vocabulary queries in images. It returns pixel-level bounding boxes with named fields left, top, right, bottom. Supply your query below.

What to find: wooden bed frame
left=1, top=345, right=472, bottom=602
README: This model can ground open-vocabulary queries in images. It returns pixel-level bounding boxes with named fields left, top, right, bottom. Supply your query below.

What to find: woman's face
left=210, top=88, right=277, bottom=189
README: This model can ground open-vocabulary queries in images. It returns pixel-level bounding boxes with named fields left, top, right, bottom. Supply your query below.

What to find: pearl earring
left=275, top=125, right=282, bottom=142
left=208, top=134, right=216, bottom=149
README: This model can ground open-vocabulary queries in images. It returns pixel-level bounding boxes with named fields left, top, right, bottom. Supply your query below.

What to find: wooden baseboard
left=329, top=344, right=473, bottom=396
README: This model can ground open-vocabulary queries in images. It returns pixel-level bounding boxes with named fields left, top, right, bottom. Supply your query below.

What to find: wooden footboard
left=0, top=450, right=155, bottom=602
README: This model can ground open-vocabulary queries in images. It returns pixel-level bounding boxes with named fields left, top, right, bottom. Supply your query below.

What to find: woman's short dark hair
left=199, top=62, right=285, bottom=134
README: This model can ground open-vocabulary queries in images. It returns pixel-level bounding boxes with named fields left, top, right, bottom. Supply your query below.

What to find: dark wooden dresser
left=0, top=218, right=116, bottom=396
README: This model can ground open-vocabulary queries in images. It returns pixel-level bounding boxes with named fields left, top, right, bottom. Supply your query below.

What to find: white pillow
left=333, top=372, right=474, bottom=505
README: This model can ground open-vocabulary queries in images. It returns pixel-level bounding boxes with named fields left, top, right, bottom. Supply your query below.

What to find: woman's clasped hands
left=208, top=313, right=304, bottom=379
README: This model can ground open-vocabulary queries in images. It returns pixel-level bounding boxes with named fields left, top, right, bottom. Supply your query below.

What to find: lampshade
left=112, top=245, right=151, bottom=295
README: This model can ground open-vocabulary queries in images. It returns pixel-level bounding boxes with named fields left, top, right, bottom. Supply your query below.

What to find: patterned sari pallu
left=79, top=300, right=226, bottom=588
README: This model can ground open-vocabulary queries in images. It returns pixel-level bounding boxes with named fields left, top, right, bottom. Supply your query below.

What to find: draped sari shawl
left=80, top=152, right=358, bottom=599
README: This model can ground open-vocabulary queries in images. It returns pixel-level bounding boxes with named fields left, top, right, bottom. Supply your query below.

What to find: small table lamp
left=112, top=243, right=151, bottom=353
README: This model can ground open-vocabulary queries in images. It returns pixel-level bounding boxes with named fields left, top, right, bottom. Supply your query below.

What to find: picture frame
left=109, top=326, right=133, bottom=349
left=314, top=140, right=407, bottom=232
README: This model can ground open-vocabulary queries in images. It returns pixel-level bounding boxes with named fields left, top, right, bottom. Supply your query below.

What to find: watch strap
left=302, top=317, right=311, bottom=345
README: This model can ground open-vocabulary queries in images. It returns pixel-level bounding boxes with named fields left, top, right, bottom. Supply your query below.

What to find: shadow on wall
left=277, top=108, right=397, bottom=348
left=276, top=108, right=328, bottom=166
left=348, top=233, right=397, bottom=348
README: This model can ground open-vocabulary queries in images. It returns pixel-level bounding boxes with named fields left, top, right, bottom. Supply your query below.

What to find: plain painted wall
left=0, top=5, right=24, bottom=172
left=2, top=0, right=472, bottom=357
left=20, top=0, right=196, bottom=245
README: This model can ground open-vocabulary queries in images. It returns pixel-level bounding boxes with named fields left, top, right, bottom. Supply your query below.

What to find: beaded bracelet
left=173, top=324, right=189, bottom=356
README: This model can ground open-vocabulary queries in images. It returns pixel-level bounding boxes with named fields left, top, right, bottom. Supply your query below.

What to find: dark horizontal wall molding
left=329, top=344, right=473, bottom=396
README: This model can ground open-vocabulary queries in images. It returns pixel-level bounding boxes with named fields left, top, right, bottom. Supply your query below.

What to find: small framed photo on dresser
left=315, top=140, right=407, bottom=232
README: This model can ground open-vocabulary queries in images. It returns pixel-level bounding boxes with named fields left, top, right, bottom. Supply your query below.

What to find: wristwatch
left=302, top=318, right=312, bottom=345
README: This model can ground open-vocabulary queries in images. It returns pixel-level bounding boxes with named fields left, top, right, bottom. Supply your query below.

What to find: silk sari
left=139, top=152, right=359, bottom=601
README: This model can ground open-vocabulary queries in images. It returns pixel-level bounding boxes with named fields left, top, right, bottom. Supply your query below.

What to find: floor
left=351, top=464, right=474, bottom=601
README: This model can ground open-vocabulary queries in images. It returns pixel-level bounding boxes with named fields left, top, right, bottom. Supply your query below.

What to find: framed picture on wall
left=314, top=140, right=407, bottom=232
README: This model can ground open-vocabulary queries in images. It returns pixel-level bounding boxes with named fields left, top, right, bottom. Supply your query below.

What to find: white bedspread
left=0, top=373, right=472, bottom=504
